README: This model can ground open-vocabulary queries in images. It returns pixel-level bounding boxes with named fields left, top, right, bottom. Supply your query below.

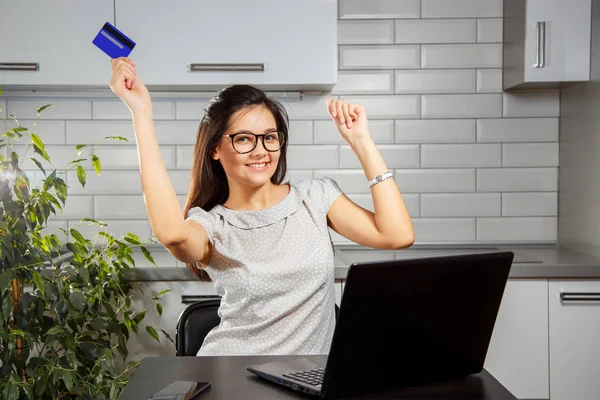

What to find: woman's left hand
left=326, top=99, right=370, bottom=145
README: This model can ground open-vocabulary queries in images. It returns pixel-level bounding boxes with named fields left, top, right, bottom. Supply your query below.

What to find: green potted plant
left=0, top=87, right=172, bottom=399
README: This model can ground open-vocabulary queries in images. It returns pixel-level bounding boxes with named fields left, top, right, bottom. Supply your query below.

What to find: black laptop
left=246, top=251, right=514, bottom=398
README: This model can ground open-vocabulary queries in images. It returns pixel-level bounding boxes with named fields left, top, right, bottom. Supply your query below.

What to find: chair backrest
left=175, top=299, right=340, bottom=356
left=175, top=298, right=222, bottom=356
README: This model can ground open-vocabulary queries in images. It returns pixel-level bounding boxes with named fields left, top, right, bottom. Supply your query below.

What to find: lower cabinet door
left=484, top=279, right=549, bottom=399
left=549, top=280, right=600, bottom=400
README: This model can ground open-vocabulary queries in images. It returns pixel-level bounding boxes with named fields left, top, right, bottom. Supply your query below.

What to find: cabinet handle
left=0, top=63, right=39, bottom=71
left=533, top=22, right=542, bottom=68
left=540, top=21, right=546, bottom=67
left=188, top=63, right=265, bottom=72
left=560, top=292, right=600, bottom=303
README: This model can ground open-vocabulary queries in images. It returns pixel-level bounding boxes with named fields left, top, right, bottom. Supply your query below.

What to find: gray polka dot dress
left=185, top=177, right=344, bottom=356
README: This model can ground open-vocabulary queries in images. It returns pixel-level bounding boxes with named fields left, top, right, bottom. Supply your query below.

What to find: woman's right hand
left=109, top=57, right=152, bottom=114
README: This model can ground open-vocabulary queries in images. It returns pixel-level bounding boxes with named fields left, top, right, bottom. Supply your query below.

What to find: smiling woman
left=108, top=56, right=415, bottom=357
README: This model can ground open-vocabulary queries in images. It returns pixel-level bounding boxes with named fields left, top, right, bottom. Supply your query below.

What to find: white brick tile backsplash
left=56, top=195, right=94, bottom=220
left=339, top=0, right=420, bottom=19
left=42, top=220, right=68, bottom=242
left=333, top=71, right=394, bottom=94
left=395, top=169, right=476, bottom=192
left=395, top=69, right=476, bottom=94
left=421, top=144, right=501, bottom=167
left=347, top=193, right=420, bottom=217
left=503, top=143, right=559, bottom=167
left=93, top=100, right=175, bottom=120
left=288, top=121, right=314, bottom=144
left=284, top=95, right=331, bottom=120
left=502, top=193, right=558, bottom=217
left=8, top=100, right=91, bottom=120
left=339, top=144, right=419, bottom=168
left=477, top=168, right=558, bottom=192
left=422, top=0, right=503, bottom=18
left=339, top=95, right=420, bottom=119
left=395, top=119, right=476, bottom=143
left=477, top=217, right=557, bottom=241
left=315, top=120, right=394, bottom=144
left=8, top=1, right=561, bottom=245
left=477, top=19, right=503, bottom=42
left=422, top=44, right=502, bottom=68
left=421, top=193, right=500, bottom=217
left=395, top=19, right=476, bottom=44
left=6, top=119, right=65, bottom=144
left=0, top=100, right=5, bottom=115
left=413, top=218, right=476, bottom=241
left=477, top=69, right=503, bottom=93
left=503, top=93, right=560, bottom=117
left=340, top=45, right=420, bottom=69
left=314, top=170, right=371, bottom=194
left=477, top=118, right=559, bottom=142
left=286, top=170, right=314, bottom=183
left=288, top=146, right=339, bottom=169
left=175, top=100, right=211, bottom=120
left=95, top=195, right=147, bottom=219
left=337, top=20, right=394, bottom=44
left=66, top=120, right=134, bottom=144
left=422, top=94, right=502, bottom=118
left=154, top=121, right=199, bottom=145
left=177, top=146, right=194, bottom=169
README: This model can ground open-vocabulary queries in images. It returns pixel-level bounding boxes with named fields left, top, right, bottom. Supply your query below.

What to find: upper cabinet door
left=0, top=0, right=115, bottom=88
left=114, top=0, right=337, bottom=91
left=503, top=0, right=591, bottom=91
left=525, top=0, right=591, bottom=82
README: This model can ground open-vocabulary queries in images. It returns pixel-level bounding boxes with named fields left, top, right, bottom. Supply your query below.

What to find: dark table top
left=118, top=355, right=517, bottom=400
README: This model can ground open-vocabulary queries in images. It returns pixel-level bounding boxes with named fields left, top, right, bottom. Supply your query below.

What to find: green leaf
left=133, top=310, right=146, bottom=325
left=46, top=325, right=62, bottom=336
left=0, top=269, right=14, bottom=290
left=62, top=370, right=73, bottom=392
left=146, top=326, right=160, bottom=342
left=75, top=144, right=86, bottom=151
left=141, top=246, right=156, bottom=266
left=67, top=158, right=87, bottom=165
left=76, top=165, right=86, bottom=187
left=69, top=292, right=86, bottom=312
left=69, top=228, right=86, bottom=244
left=32, top=271, right=45, bottom=293
left=126, top=232, right=141, bottom=244
left=30, top=158, right=46, bottom=175
left=31, top=133, right=46, bottom=156
left=104, top=135, right=129, bottom=142
left=54, top=178, right=67, bottom=204
left=156, top=303, right=163, bottom=316
left=37, top=104, right=53, bottom=114
left=92, top=154, right=101, bottom=175
left=89, top=318, right=108, bottom=330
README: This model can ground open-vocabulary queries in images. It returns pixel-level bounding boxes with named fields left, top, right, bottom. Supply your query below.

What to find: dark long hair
left=183, top=85, right=289, bottom=282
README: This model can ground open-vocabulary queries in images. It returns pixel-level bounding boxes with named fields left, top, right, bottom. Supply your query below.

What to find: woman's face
left=212, top=105, right=281, bottom=188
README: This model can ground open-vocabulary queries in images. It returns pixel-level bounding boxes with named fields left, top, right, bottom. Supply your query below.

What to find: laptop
left=246, top=251, right=514, bottom=398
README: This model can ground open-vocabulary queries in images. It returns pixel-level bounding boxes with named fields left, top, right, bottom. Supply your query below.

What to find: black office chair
left=175, top=296, right=340, bottom=357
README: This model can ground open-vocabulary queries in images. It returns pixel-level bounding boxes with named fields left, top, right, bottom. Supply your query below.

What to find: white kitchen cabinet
left=0, top=0, right=114, bottom=88
left=503, top=0, right=591, bottom=91
left=549, top=280, right=600, bottom=400
left=484, top=280, right=549, bottom=399
left=114, top=0, right=337, bottom=91
left=127, top=280, right=217, bottom=361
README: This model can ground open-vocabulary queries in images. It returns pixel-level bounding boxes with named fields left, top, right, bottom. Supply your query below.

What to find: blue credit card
left=92, top=22, right=136, bottom=58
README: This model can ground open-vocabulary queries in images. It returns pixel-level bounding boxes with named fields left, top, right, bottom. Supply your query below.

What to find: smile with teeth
left=246, top=162, right=269, bottom=170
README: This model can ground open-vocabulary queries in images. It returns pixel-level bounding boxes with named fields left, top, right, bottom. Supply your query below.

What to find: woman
left=109, top=57, right=414, bottom=356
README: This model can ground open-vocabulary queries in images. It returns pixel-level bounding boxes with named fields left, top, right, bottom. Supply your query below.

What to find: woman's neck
left=223, top=181, right=289, bottom=211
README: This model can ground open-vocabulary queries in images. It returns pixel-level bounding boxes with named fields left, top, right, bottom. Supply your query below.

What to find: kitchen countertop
left=125, top=244, right=600, bottom=281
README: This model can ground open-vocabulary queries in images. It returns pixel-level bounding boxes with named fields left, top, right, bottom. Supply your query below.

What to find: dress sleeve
left=312, top=176, right=344, bottom=216
left=185, top=207, right=216, bottom=245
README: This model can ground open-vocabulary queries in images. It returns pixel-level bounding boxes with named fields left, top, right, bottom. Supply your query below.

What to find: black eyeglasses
left=222, top=132, right=285, bottom=154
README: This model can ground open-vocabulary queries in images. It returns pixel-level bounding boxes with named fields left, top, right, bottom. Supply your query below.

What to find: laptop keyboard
left=283, top=368, right=324, bottom=386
